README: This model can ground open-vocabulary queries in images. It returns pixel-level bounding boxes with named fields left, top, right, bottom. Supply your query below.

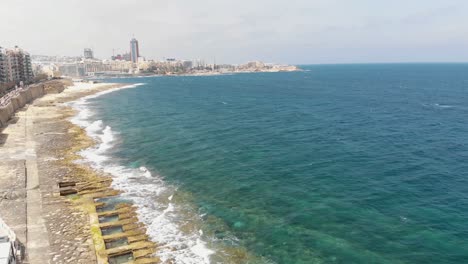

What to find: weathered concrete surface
left=0, top=85, right=45, bottom=127
left=0, top=100, right=93, bottom=264
left=0, top=82, right=115, bottom=263
left=24, top=106, right=51, bottom=263
left=0, top=80, right=70, bottom=128
left=0, top=105, right=52, bottom=263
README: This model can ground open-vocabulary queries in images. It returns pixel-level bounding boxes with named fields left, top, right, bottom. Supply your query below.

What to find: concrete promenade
left=0, top=82, right=98, bottom=263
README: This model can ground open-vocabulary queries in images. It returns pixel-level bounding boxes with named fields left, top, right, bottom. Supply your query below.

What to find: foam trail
left=68, top=82, right=215, bottom=263
left=434, top=103, right=454, bottom=108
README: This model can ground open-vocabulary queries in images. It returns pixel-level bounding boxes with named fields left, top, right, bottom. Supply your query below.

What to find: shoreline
left=69, top=83, right=219, bottom=263
left=69, top=80, right=268, bottom=264
left=87, top=67, right=302, bottom=80
left=0, top=81, right=159, bottom=263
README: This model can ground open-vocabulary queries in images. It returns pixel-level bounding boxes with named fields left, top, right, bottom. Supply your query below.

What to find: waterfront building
left=108, top=60, right=133, bottom=72
left=111, top=54, right=123, bottom=61
left=6, top=51, right=21, bottom=82
left=37, top=64, right=61, bottom=78
left=32, top=55, right=81, bottom=64
left=2, top=46, right=34, bottom=84
left=23, top=51, right=34, bottom=82
left=246, top=61, right=265, bottom=69
left=182, top=60, right=193, bottom=69
left=58, top=63, right=85, bottom=77
left=123, top=52, right=131, bottom=61
left=84, top=48, right=94, bottom=59
left=83, top=60, right=112, bottom=74
left=130, top=38, right=139, bottom=63
left=0, top=47, right=7, bottom=83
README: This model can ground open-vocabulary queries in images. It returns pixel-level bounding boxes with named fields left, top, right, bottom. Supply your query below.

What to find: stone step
left=102, top=231, right=147, bottom=242
left=99, top=217, right=139, bottom=229
left=105, top=241, right=156, bottom=257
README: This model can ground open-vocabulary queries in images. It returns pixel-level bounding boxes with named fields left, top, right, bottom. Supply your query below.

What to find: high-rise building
left=0, top=47, right=6, bottom=83
left=84, top=48, right=94, bottom=59
left=0, top=46, right=34, bottom=85
left=130, top=38, right=139, bottom=63
left=24, top=53, right=33, bottom=82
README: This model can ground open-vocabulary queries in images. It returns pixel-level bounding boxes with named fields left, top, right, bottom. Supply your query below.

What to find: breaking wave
left=68, top=83, right=215, bottom=263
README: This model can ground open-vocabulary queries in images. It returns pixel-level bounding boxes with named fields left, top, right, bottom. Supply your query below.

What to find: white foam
left=97, top=126, right=115, bottom=153
left=86, top=120, right=104, bottom=135
left=434, top=103, right=454, bottom=108
left=191, top=238, right=215, bottom=263
left=139, top=166, right=153, bottom=178
left=69, top=82, right=215, bottom=264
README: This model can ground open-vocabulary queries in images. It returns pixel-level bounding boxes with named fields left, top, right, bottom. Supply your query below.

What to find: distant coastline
left=32, top=54, right=301, bottom=80
left=84, top=65, right=301, bottom=79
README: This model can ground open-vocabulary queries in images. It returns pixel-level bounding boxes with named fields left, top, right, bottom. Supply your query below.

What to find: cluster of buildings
left=0, top=46, right=34, bottom=90
left=33, top=38, right=144, bottom=78
left=32, top=37, right=299, bottom=79
left=110, top=38, right=140, bottom=62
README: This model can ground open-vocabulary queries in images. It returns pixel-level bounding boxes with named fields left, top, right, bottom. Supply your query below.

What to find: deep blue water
left=89, top=64, right=468, bottom=263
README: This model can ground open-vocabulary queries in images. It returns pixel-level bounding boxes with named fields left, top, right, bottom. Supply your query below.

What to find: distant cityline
left=2, top=38, right=299, bottom=80
left=84, top=37, right=141, bottom=63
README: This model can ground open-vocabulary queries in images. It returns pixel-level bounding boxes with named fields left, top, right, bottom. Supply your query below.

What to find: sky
left=1, top=0, right=468, bottom=64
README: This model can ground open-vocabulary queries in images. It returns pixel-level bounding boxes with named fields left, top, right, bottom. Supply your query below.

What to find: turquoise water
left=86, top=64, right=468, bottom=263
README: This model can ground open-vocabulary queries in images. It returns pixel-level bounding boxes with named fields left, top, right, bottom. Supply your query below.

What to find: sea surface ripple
left=76, top=64, right=468, bottom=263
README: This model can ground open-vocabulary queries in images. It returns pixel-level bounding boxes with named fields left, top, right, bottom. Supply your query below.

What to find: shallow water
left=75, top=64, right=468, bottom=263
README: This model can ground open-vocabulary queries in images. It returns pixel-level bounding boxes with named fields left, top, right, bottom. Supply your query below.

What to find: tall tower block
left=130, top=38, right=139, bottom=63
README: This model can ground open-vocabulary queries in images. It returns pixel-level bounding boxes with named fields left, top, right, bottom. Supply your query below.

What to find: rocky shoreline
left=0, top=81, right=159, bottom=263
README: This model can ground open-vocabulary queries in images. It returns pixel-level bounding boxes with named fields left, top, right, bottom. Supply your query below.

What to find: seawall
left=0, top=81, right=66, bottom=127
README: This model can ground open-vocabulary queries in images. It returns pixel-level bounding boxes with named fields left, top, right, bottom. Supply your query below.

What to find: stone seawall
left=0, top=83, right=58, bottom=127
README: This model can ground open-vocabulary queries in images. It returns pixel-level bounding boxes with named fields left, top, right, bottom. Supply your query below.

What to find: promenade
left=0, top=82, right=96, bottom=263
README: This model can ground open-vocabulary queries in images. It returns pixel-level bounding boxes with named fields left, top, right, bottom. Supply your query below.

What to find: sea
left=70, top=64, right=468, bottom=264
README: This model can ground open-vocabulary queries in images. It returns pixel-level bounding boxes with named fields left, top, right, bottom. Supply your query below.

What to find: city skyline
left=1, top=1, right=468, bottom=64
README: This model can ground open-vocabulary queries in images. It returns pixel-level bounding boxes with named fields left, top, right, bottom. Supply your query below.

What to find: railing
left=0, top=86, right=27, bottom=108
left=0, top=216, right=20, bottom=262
left=0, top=216, right=16, bottom=242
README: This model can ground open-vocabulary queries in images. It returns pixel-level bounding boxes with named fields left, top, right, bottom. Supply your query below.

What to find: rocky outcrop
left=43, top=79, right=72, bottom=94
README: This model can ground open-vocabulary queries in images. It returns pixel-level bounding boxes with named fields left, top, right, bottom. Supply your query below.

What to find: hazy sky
left=1, top=0, right=468, bottom=64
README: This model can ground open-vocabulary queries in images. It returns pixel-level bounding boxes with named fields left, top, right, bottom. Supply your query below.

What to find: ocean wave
left=68, top=83, right=215, bottom=263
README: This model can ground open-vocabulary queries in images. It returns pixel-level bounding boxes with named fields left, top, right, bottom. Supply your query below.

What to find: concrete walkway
left=24, top=106, right=51, bottom=264
left=0, top=82, right=120, bottom=264
left=0, top=105, right=51, bottom=263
